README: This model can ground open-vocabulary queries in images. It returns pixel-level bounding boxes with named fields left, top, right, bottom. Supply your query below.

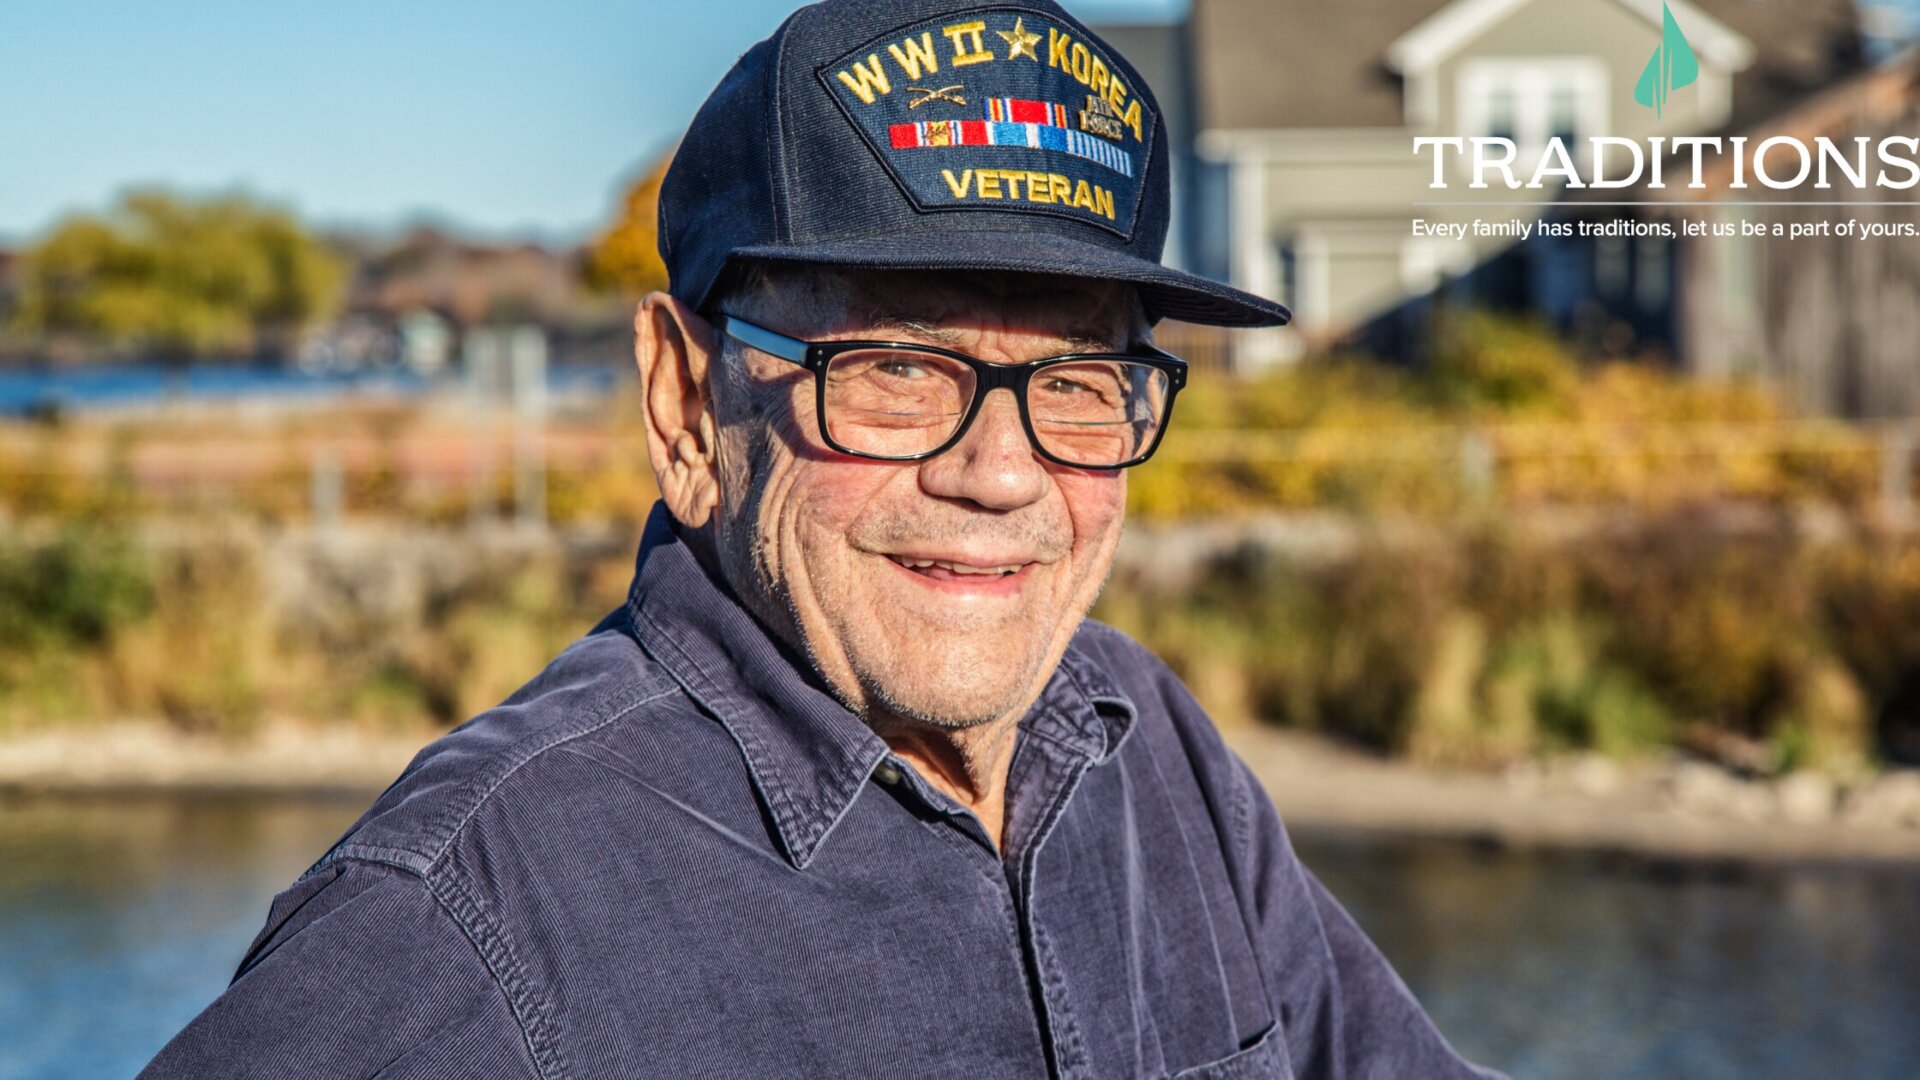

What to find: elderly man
left=143, top=2, right=1501, bottom=1077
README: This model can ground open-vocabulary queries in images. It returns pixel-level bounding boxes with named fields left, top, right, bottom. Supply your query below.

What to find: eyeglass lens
left=821, top=348, right=1170, bottom=466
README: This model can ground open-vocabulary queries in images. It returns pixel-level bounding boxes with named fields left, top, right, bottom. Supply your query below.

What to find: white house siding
left=1199, top=0, right=1754, bottom=355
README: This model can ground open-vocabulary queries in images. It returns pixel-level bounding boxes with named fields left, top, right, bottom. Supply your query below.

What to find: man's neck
left=683, top=515, right=1032, bottom=851
left=868, top=711, right=1023, bottom=852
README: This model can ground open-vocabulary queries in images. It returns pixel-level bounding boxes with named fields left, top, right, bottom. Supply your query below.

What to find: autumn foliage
left=585, top=153, right=672, bottom=297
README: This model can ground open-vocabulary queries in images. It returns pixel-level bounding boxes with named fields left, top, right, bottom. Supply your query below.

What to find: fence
left=2, top=415, right=1914, bottom=526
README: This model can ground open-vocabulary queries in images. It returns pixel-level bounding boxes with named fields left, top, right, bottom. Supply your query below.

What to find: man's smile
left=877, top=550, right=1042, bottom=594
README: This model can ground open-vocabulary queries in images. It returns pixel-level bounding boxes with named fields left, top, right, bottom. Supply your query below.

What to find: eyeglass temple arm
left=713, top=315, right=809, bottom=367
left=721, top=313, right=1185, bottom=386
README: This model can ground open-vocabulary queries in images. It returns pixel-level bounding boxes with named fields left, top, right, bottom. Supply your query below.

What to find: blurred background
left=6, top=1, right=1920, bottom=1077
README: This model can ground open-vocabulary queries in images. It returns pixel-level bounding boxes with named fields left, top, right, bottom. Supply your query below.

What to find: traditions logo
left=1632, top=2, right=1699, bottom=118
left=1416, top=0, right=1920, bottom=191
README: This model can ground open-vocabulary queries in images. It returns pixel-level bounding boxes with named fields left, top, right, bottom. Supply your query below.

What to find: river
left=1, top=794, right=1916, bottom=1079
left=0, top=363, right=619, bottom=416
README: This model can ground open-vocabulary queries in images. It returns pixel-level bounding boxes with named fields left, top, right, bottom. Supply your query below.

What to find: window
left=1457, top=60, right=1608, bottom=178
left=1548, top=85, right=1580, bottom=147
left=1595, top=234, right=1630, bottom=299
left=1487, top=86, right=1518, bottom=144
left=1635, top=234, right=1670, bottom=314
left=1402, top=237, right=1470, bottom=294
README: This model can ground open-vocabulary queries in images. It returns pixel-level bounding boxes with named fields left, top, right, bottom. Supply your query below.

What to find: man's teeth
left=888, top=555, right=1022, bottom=576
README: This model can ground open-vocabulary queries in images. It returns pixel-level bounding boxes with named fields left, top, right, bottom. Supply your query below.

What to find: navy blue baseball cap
left=658, top=0, right=1290, bottom=328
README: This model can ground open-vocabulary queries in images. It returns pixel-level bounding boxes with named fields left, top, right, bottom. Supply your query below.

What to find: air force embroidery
left=1078, top=93, right=1125, bottom=142
left=819, top=9, right=1155, bottom=238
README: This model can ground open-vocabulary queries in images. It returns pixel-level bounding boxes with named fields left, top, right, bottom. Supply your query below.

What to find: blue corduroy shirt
left=141, top=504, right=1501, bottom=1079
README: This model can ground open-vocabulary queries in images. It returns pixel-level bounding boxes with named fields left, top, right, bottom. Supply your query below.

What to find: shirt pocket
left=1167, top=1018, right=1294, bottom=1080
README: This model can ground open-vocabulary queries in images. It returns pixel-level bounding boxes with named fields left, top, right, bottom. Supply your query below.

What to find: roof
left=1712, top=0, right=1870, bottom=131
left=1193, top=0, right=1452, bottom=131
left=1192, top=0, right=1866, bottom=133
left=1386, top=0, right=1753, bottom=74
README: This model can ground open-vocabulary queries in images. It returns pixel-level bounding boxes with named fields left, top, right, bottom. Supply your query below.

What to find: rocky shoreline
left=1226, top=724, right=1920, bottom=864
left=0, top=719, right=427, bottom=798
left=5, top=718, right=1919, bottom=864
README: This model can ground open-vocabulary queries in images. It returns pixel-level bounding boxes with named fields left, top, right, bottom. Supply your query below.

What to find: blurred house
left=1114, top=0, right=1892, bottom=400
left=319, top=226, right=631, bottom=372
left=352, top=227, right=587, bottom=328
left=1650, top=51, right=1920, bottom=417
left=398, top=310, right=455, bottom=375
left=1184, top=0, right=1863, bottom=362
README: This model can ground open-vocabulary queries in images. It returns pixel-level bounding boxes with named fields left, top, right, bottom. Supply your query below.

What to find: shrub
left=0, top=526, right=152, bottom=653
left=1095, top=514, right=1888, bottom=774
left=1423, top=310, right=1580, bottom=413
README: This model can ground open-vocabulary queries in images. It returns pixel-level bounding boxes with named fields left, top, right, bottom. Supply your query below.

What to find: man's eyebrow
left=863, top=318, right=968, bottom=346
left=860, top=316, right=1123, bottom=354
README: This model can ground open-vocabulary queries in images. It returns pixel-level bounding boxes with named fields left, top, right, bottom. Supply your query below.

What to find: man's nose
left=916, top=388, right=1049, bottom=510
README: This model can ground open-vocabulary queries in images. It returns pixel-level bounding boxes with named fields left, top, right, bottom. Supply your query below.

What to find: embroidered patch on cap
left=818, top=9, right=1155, bottom=239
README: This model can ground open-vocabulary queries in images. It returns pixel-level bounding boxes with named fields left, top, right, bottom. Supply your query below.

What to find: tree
left=11, top=189, right=346, bottom=361
left=584, top=152, right=672, bottom=297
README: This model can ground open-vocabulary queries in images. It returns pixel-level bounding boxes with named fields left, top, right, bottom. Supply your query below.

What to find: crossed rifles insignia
left=906, top=84, right=968, bottom=109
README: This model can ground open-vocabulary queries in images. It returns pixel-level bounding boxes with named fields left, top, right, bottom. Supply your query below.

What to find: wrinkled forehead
left=728, top=264, right=1144, bottom=351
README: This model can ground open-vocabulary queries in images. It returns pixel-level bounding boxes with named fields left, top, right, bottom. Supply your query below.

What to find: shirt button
left=872, top=761, right=902, bottom=786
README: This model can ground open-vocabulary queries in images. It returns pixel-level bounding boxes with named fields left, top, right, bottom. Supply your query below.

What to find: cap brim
left=727, top=230, right=1290, bottom=329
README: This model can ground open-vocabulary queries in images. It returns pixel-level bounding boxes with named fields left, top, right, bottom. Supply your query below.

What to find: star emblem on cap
left=998, top=17, right=1042, bottom=62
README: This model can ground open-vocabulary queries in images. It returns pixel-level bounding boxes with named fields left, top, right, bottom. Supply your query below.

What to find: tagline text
left=1411, top=216, right=1920, bottom=243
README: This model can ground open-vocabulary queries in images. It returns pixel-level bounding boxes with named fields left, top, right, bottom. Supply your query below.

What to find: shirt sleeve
left=1226, top=753, right=1508, bottom=1080
left=138, top=859, right=540, bottom=1080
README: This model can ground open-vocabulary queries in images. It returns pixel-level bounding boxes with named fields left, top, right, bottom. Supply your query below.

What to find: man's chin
left=852, top=649, right=1040, bottom=731
left=861, top=680, right=1028, bottom=732
left=815, top=588, right=1064, bottom=726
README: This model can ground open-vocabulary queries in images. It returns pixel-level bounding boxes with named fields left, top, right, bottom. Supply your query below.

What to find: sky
left=0, top=0, right=1185, bottom=246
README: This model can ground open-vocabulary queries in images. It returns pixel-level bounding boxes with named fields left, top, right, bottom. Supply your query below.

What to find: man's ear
left=635, top=292, right=723, bottom=528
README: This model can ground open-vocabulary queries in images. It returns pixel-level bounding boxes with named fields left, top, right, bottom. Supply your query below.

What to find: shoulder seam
left=240, top=857, right=555, bottom=1076
left=309, top=673, right=681, bottom=879
left=427, top=671, right=665, bottom=1080
left=428, top=861, right=568, bottom=1079
left=428, top=682, right=681, bottom=871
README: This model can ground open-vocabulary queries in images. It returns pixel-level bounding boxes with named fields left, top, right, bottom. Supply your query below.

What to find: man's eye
left=878, top=359, right=929, bottom=379
left=1044, top=375, right=1124, bottom=401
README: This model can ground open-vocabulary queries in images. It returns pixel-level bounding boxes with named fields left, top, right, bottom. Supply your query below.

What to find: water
left=1300, top=831, right=1920, bottom=1078
left=1, top=796, right=1917, bottom=1080
left=0, top=795, right=366, bottom=1080
left=0, top=363, right=620, bottom=415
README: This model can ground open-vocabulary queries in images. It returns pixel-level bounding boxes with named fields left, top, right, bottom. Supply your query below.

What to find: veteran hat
left=658, top=0, right=1290, bottom=328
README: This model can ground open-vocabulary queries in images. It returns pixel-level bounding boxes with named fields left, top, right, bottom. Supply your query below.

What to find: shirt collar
left=1020, top=637, right=1138, bottom=764
left=621, top=503, right=1137, bottom=869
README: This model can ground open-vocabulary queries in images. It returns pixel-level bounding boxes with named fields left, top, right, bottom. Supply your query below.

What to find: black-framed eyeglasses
left=714, top=315, right=1187, bottom=470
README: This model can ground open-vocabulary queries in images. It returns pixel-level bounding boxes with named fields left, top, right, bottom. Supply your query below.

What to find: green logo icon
left=1634, top=2, right=1699, bottom=117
